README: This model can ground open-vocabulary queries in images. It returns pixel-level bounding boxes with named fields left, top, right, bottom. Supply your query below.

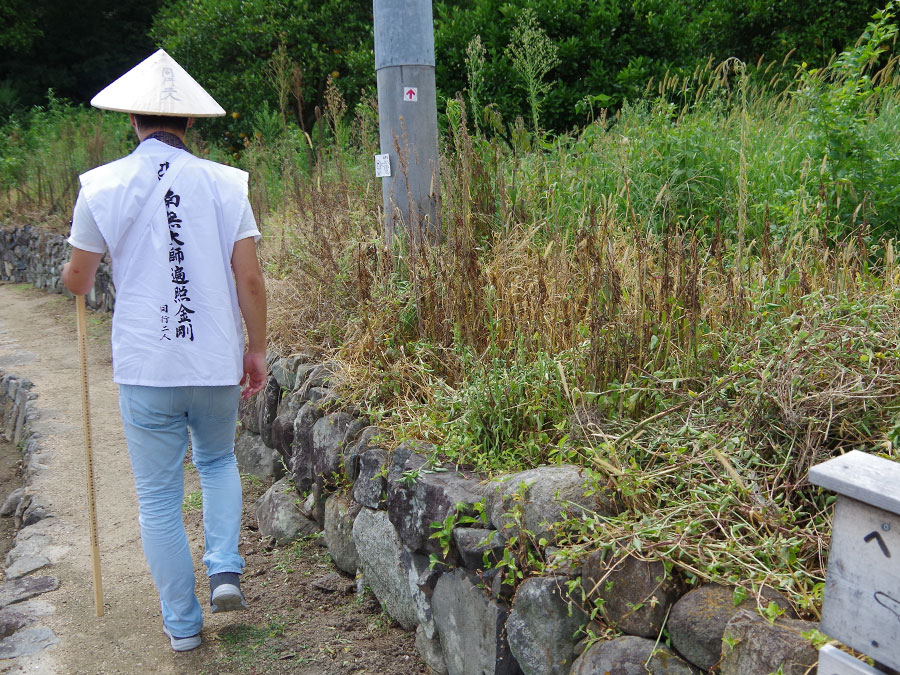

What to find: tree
left=433, top=0, right=885, bottom=133
left=0, top=0, right=164, bottom=115
left=150, top=0, right=374, bottom=135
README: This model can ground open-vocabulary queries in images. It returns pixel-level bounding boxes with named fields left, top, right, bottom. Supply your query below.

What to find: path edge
left=0, top=370, right=62, bottom=662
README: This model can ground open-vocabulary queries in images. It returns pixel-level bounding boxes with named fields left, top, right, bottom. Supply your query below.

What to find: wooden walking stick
left=76, top=295, right=104, bottom=617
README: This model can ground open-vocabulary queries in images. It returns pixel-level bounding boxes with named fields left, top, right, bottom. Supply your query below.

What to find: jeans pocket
left=121, top=385, right=177, bottom=429
left=203, top=385, right=241, bottom=422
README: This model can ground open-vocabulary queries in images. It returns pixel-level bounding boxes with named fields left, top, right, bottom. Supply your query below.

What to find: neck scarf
left=144, top=131, right=189, bottom=152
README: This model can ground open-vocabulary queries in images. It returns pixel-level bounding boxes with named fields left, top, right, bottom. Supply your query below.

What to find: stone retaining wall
left=0, top=372, right=61, bottom=659
left=0, top=372, right=57, bottom=548
left=1, top=224, right=823, bottom=674
left=0, top=224, right=114, bottom=311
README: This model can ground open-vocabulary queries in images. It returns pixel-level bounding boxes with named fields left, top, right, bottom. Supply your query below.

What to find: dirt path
left=0, top=282, right=425, bottom=674
left=0, top=282, right=220, bottom=673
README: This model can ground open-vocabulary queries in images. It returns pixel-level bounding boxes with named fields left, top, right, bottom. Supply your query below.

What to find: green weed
left=274, top=539, right=307, bottom=574
left=505, top=8, right=559, bottom=134
left=428, top=499, right=488, bottom=564
left=182, top=491, right=202, bottom=512
left=218, top=619, right=291, bottom=670
left=241, top=472, right=263, bottom=489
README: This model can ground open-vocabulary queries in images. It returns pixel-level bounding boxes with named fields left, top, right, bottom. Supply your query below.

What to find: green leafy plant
left=505, top=8, right=559, bottom=134
left=439, top=336, right=572, bottom=472
left=465, top=35, right=488, bottom=133
left=218, top=618, right=290, bottom=669
left=398, top=467, right=422, bottom=486
left=428, top=499, right=488, bottom=563
left=762, top=600, right=787, bottom=626
left=801, top=628, right=830, bottom=650
left=492, top=483, right=547, bottom=586
left=732, top=586, right=748, bottom=606
left=796, top=1, right=900, bottom=238
left=182, top=490, right=202, bottom=511
left=241, top=472, right=263, bottom=488
left=274, top=540, right=307, bottom=574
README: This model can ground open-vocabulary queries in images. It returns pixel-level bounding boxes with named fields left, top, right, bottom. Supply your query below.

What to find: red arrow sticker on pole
left=403, top=86, right=418, bottom=102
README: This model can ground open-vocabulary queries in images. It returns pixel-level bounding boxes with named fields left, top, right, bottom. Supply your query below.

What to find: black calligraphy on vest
left=157, top=161, right=195, bottom=342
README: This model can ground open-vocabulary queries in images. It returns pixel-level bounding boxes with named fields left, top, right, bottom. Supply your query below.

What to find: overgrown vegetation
left=261, top=8, right=900, bottom=617
left=2, top=2, right=900, bottom=624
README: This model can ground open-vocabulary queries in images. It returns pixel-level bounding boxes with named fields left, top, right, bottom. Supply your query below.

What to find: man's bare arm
left=62, top=248, right=104, bottom=296
left=232, top=237, right=267, bottom=399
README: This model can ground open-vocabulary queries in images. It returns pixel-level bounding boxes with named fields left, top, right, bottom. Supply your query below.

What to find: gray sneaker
left=210, top=572, right=247, bottom=613
left=163, top=625, right=201, bottom=652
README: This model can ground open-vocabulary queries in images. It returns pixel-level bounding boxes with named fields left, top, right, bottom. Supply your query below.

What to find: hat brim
left=91, top=49, right=226, bottom=117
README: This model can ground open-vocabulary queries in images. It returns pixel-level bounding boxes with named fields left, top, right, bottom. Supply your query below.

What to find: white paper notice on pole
left=374, top=153, right=391, bottom=178
left=403, top=86, right=418, bottom=102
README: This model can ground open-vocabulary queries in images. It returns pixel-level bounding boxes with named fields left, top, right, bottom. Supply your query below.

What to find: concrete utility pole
left=373, top=0, right=441, bottom=245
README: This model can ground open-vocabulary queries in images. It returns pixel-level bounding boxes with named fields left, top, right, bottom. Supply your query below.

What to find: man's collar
left=142, top=131, right=189, bottom=152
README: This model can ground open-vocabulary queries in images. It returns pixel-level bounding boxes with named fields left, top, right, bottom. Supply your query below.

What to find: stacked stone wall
left=0, top=372, right=62, bottom=658
left=0, top=225, right=114, bottom=311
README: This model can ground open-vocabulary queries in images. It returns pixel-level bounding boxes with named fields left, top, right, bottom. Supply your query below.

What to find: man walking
left=61, top=49, right=267, bottom=652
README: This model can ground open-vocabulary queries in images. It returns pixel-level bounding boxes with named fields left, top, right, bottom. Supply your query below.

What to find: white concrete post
left=809, top=450, right=900, bottom=674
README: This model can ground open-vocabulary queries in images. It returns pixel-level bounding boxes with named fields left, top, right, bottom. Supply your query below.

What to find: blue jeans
left=118, top=384, right=244, bottom=637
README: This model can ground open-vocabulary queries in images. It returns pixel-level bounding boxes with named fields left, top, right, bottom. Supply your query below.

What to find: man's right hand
left=240, top=350, right=267, bottom=399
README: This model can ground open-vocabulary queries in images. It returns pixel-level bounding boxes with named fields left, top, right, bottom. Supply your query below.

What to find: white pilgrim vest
left=79, top=140, right=250, bottom=386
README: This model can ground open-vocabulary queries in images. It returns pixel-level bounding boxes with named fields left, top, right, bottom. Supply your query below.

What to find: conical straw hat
left=91, top=49, right=225, bottom=117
